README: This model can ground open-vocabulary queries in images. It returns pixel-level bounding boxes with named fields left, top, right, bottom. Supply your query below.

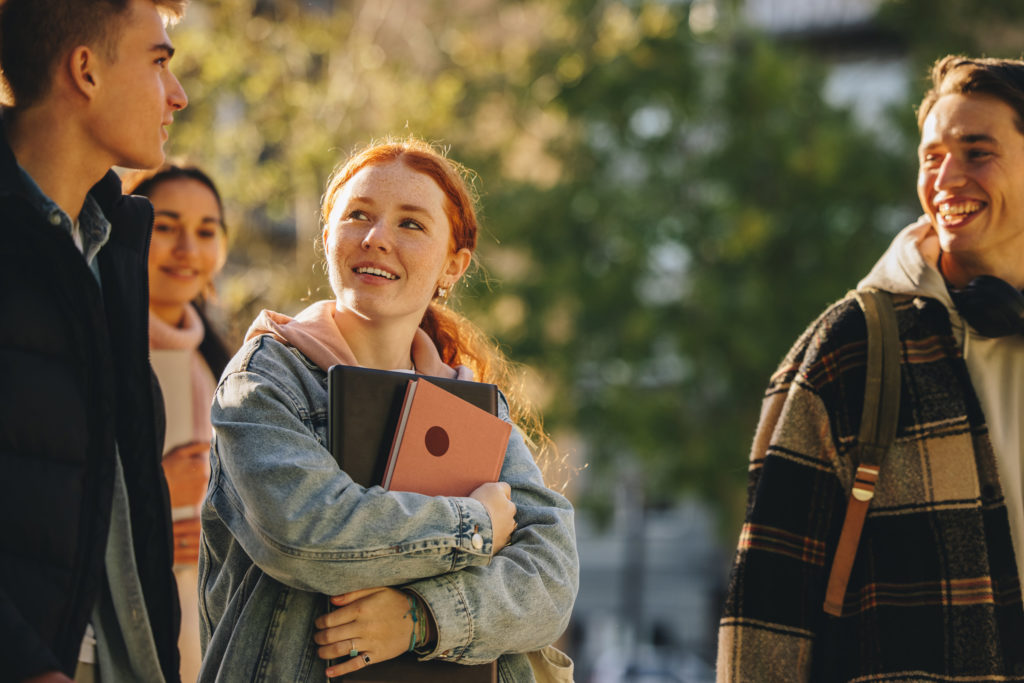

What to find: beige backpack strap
left=823, top=288, right=901, bottom=616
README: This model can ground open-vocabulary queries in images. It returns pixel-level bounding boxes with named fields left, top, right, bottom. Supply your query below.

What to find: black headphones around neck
left=948, top=275, right=1024, bottom=338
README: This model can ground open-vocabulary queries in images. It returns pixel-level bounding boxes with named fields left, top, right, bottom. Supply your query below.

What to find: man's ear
left=68, top=46, right=100, bottom=100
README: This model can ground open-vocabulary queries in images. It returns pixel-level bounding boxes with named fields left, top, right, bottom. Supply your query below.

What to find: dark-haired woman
left=123, top=165, right=232, bottom=683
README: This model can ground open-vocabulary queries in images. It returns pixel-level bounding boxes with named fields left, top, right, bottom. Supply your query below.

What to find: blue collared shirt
left=17, top=165, right=111, bottom=282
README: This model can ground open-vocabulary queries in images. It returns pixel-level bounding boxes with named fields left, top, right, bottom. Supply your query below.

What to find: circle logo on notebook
left=425, top=426, right=450, bottom=457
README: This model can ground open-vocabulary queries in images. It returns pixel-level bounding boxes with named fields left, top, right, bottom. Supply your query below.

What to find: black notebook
left=326, top=364, right=499, bottom=683
left=328, top=365, right=499, bottom=487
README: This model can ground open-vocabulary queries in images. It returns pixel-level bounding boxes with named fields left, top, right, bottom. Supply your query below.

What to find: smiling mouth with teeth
left=354, top=266, right=398, bottom=280
left=938, top=200, right=984, bottom=224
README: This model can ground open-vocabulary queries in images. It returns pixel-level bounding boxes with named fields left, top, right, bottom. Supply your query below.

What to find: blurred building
left=569, top=492, right=726, bottom=683
left=743, top=0, right=880, bottom=33
left=743, top=0, right=912, bottom=136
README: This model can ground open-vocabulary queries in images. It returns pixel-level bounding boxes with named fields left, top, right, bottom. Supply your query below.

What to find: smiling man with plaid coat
left=718, top=55, right=1024, bottom=682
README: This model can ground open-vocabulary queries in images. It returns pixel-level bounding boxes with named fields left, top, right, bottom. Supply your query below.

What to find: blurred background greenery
left=170, top=0, right=1024, bottom=525
left=164, top=0, right=1024, bottom=675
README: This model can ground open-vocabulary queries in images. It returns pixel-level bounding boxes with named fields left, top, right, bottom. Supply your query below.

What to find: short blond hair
left=154, top=0, right=188, bottom=24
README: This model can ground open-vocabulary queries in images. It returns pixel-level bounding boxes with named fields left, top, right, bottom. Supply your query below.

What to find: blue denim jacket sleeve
left=405, top=406, right=579, bottom=664
left=209, top=336, right=497, bottom=595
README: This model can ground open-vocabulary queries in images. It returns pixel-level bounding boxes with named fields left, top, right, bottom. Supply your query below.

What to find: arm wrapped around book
left=209, top=359, right=495, bottom=596
left=400, top=421, right=579, bottom=664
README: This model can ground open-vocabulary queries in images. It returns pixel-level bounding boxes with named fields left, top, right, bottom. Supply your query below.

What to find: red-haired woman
left=197, top=139, right=578, bottom=682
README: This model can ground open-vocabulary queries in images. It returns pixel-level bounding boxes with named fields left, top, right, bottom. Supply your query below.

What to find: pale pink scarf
left=149, top=303, right=216, bottom=444
left=244, top=300, right=472, bottom=380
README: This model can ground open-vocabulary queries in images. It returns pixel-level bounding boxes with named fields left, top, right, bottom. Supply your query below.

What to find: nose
left=167, top=71, right=188, bottom=111
left=933, top=153, right=966, bottom=191
left=172, top=229, right=195, bottom=256
left=361, top=221, right=393, bottom=253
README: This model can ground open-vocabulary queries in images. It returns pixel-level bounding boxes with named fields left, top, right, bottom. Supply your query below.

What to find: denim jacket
left=197, top=334, right=579, bottom=682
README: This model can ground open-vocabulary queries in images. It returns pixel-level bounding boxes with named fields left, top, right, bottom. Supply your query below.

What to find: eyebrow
left=919, top=132, right=999, bottom=152
left=151, top=42, right=176, bottom=58
left=958, top=133, right=998, bottom=145
left=349, top=197, right=433, bottom=216
left=155, top=209, right=221, bottom=224
left=399, top=203, right=432, bottom=216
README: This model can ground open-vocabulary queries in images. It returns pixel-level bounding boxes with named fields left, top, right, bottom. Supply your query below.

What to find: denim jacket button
left=48, top=211, right=62, bottom=226
left=471, top=532, right=483, bottom=550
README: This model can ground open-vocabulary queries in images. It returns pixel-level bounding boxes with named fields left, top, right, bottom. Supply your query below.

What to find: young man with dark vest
left=0, top=1, right=189, bottom=680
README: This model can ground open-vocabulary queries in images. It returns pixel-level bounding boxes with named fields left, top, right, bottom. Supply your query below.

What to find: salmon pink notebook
left=383, top=379, right=511, bottom=496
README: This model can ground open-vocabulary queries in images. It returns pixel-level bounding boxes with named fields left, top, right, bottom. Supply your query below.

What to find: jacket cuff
left=448, top=497, right=494, bottom=569
left=404, top=574, right=474, bottom=662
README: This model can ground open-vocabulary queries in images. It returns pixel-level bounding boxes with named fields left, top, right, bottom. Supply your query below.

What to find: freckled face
left=323, top=161, right=471, bottom=326
left=147, top=178, right=225, bottom=313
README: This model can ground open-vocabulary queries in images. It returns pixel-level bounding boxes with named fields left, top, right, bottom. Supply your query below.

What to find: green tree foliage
left=169, top=0, right=580, bottom=338
left=167, top=0, right=1022, bottom=530
left=465, top=4, right=915, bottom=526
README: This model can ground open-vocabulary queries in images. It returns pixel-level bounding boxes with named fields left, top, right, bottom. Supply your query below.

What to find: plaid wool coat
left=717, top=292, right=1024, bottom=682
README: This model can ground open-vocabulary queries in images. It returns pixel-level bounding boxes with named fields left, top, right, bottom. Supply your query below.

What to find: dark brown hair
left=122, top=163, right=227, bottom=236
left=123, top=162, right=233, bottom=376
left=918, top=55, right=1024, bottom=133
left=0, top=0, right=187, bottom=108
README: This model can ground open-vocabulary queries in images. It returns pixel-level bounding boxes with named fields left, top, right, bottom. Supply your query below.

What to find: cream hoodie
left=860, top=220, right=1024, bottom=596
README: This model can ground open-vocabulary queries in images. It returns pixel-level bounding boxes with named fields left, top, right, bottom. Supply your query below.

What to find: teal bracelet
left=416, top=598, right=428, bottom=649
left=405, top=593, right=420, bottom=653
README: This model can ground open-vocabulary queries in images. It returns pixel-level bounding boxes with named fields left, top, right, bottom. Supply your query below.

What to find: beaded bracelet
left=405, top=593, right=419, bottom=652
left=415, top=596, right=428, bottom=649
left=405, top=592, right=431, bottom=653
